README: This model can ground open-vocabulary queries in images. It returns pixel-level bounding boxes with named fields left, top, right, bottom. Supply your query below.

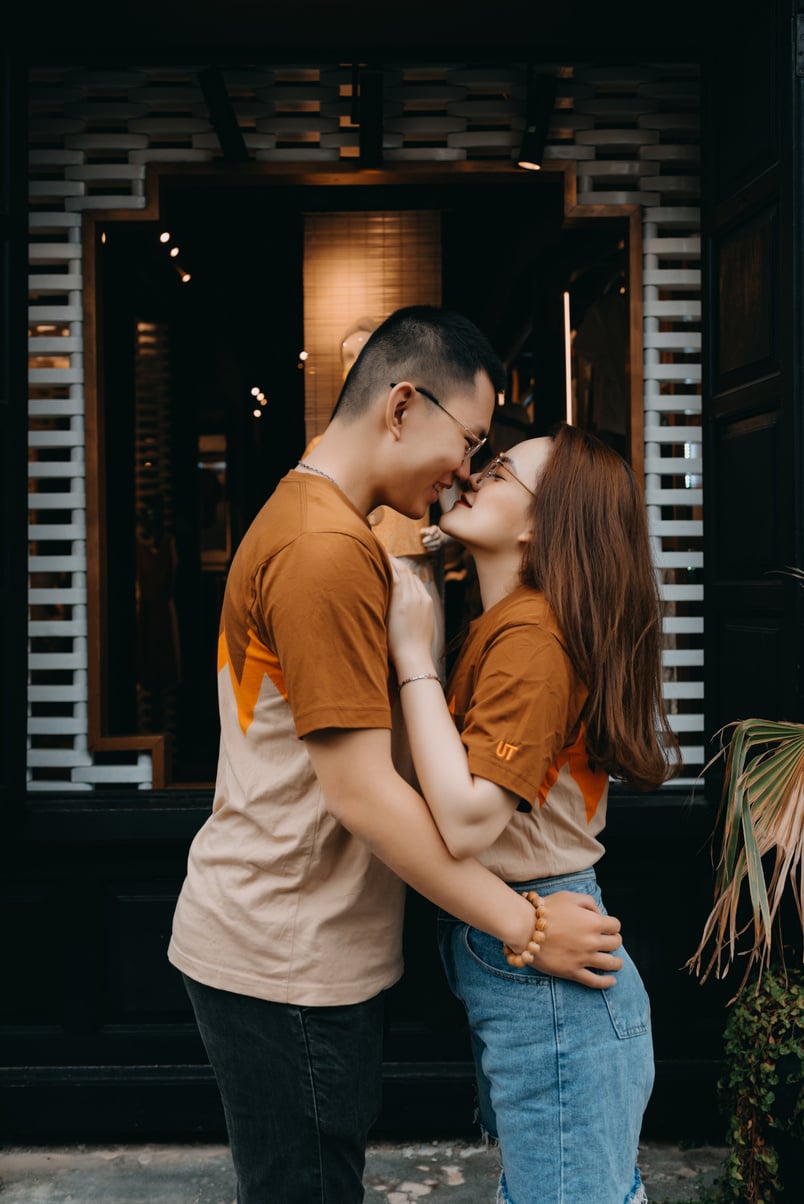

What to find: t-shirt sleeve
left=258, top=531, right=393, bottom=737
left=461, top=623, right=576, bottom=803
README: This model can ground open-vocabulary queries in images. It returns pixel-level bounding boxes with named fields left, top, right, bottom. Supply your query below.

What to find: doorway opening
left=87, top=168, right=639, bottom=784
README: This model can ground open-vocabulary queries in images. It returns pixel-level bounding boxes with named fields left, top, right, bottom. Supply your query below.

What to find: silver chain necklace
left=296, top=460, right=341, bottom=489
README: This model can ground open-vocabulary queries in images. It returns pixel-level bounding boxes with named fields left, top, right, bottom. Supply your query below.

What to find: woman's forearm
left=396, top=672, right=517, bottom=857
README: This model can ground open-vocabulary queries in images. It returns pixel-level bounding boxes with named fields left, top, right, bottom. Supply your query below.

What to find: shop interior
left=94, top=174, right=631, bottom=783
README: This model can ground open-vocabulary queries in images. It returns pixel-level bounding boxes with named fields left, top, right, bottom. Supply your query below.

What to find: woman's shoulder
left=496, top=585, right=559, bottom=632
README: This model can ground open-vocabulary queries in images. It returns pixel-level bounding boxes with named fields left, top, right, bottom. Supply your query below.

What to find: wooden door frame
left=82, top=159, right=643, bottom=785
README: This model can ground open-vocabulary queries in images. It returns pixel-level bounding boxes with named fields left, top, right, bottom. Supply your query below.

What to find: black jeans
left=183, top=975, right=385, bottom=1203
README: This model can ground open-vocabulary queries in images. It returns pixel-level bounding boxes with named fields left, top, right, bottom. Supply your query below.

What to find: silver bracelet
left=397, top=673, right=440, bottom=688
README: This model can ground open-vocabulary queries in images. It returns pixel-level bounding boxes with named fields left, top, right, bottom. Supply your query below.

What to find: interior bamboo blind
left=26, top=61, right=702, bottom=789
left=303, top=211, right=442, bottom=434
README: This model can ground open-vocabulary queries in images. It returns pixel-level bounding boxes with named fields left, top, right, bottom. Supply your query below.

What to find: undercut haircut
left=331, top=305, right=506, bottom=419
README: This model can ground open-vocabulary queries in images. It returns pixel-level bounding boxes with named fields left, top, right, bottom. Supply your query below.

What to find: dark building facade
left=1, top=0, right=802, bottom=1142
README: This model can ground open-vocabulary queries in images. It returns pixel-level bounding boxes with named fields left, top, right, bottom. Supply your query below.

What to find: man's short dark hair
left=331, top=305, right=506, bottom=419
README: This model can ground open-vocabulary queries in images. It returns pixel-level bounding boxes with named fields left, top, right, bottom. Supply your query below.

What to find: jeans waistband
left=507, top=867, right=598, bottom=894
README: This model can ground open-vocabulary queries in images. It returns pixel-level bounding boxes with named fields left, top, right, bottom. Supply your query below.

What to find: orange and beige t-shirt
left=447, top=586, right=609, bottom=882
left=168, top=470, right=406, bottom=1006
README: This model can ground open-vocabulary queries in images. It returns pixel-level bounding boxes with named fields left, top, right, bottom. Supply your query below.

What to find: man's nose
left=454, top=458, right=474, bottom=484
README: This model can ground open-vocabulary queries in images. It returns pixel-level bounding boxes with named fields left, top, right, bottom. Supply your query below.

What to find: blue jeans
left=437, top=869, right=653, bottom=1204
left=182, top=975, right=385, bottom=1203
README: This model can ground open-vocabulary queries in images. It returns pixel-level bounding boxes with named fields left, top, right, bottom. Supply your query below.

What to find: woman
left=388, top=423, right=680, bottom=1204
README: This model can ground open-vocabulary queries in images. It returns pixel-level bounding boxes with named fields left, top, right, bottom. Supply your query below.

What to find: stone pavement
left=0, top=1139, right=728, bottom=1202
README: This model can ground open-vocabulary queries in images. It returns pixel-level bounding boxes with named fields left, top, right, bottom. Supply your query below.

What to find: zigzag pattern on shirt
left=218, top=628, right=287, bottom=735
left=537, top=725, right=607, bottom=823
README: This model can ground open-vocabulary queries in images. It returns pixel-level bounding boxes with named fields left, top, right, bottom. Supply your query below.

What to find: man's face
left=392, top=371, right=497, bottom=519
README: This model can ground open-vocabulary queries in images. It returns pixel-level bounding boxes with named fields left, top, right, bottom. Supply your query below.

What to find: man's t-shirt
left=447, top=586, right=609, bottom=882
left=168, top=471, right=406, bottom=1006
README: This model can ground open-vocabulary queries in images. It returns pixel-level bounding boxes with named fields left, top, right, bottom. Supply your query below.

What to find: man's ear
left=387, top=382, right=412, bottom=441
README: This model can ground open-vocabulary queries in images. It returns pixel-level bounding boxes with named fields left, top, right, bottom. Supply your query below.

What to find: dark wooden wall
left=2, top=0, right=802, bottom=1147
left=702, top=2, right=803, bottom=750
left=1, top=788, right=731, bottom=1143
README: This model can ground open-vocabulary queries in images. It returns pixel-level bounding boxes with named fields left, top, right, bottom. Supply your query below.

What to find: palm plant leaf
left=686, top=717, right=804, bottom=997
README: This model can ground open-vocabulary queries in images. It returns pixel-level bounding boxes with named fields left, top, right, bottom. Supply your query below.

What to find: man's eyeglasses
left=477, top=454, right=537, bottom=498
left=390, top=383, right=487, bottom=462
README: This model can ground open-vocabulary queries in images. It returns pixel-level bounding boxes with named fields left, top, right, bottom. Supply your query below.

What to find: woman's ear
left=516, top=523, right=534, bottom=547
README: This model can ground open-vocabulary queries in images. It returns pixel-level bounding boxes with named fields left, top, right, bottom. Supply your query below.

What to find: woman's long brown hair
left=520, top=423, right=680, bottom=790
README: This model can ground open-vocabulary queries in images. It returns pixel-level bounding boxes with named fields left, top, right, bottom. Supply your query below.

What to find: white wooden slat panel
left=645, top=457, right=702, bottom=477
left=26, top=58, right=704, bottom=788
left=28, top=589, right=87, bottom=607
left=662, top=585, right=704, bottom=602
left=663, top=650, right=704, bottom=666
left=29, top=621, right=86, bottom=635
left=28, top=428, right=84, bottom=445
left=28, top=717, right=87, bottom=734
left=646, top=488, right=702, bottom=506
left=28, top=531, right=85, bottom=547
left=28, top=556, right=85, bottom=573
left=28, top=304, right=83, bottom=320
left=644, top=332, right=702, bottom=350
left=668, top=714, right=705, bottom=733
left=29, top=657, right=87, bottom=676
left=655, top=552, right=704, bottom=569
left=663, top=682, right=705, bottom=699
left=644, top=424, right=702, bottom=442
left=29, top=683, right=88, bottom=701
left=643, top=396, right=702, bottom=413
left=664, top=617, right=704, bottom=634
left=29, top=245, right=82, bottom=262
left=28, top=466, right=85, bottom=482
left=28, top=750, right=93, bottom=767
left=72, top=761, right=152, bottom=784
left=28, top=275, right=83, bottom=293
left=29, top=399, right=85, bottom=417
left=650, top=520, right=703, bottom=537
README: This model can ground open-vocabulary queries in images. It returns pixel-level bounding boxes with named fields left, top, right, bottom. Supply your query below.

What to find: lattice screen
left=27, top=61, right=702, bottom=790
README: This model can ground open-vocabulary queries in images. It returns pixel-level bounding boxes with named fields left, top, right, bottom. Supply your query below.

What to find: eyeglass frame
left=389, top=382, right=488, bottom=462
left=477, top=453, right=538, bottom=498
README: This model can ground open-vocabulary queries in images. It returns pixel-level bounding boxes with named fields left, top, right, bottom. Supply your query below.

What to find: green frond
left=686, top=717, right=804, bottom=998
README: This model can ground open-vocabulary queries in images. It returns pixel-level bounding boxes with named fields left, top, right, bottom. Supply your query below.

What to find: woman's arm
left=388, top=566, right=517, bottom=858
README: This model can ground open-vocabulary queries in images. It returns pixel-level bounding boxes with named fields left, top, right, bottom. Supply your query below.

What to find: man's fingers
left=572, top=969, right=619, bottom=990
left=598, top=933, right=624, bottom=952
left=587, top=951, right=624, bottom=972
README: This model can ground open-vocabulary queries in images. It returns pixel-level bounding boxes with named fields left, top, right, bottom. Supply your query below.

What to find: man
left=168, top=306, right=624, bottom=1203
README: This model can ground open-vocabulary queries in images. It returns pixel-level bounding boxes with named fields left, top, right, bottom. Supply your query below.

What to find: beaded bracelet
left=503, top=890, right=547, bottom=967
left=398, top=673, right=441, bottom=688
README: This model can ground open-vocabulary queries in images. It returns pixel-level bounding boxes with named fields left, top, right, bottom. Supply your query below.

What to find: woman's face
left=440, top=437, right=553, bottom=553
